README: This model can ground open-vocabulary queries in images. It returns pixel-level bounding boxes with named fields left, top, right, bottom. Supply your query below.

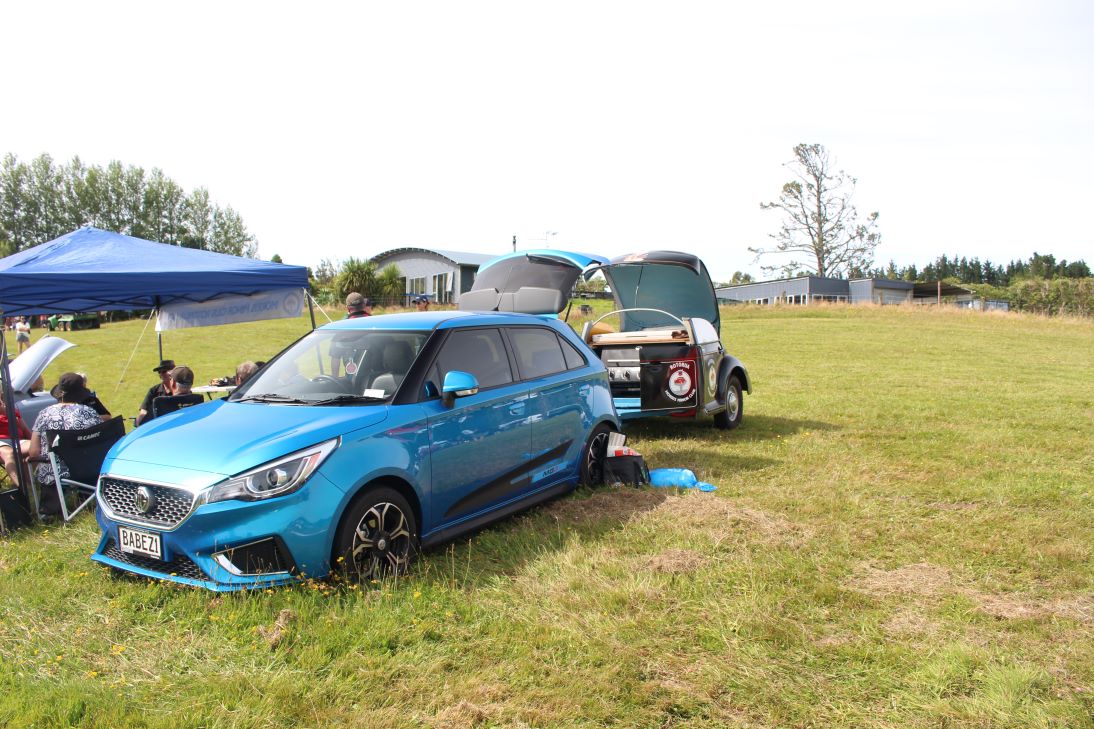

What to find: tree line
left=864, top=252, right=1090, bottom=286
left=0, top=153, right=256, bottom=257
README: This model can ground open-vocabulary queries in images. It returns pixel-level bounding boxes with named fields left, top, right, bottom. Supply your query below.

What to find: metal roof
left=371, top=247, right=497, bottom=267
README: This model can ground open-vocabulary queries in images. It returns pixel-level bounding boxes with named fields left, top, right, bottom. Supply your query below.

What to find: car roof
left=320, top=310, right=566, bottom=332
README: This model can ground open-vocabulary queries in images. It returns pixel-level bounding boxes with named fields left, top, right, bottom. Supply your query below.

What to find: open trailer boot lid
left=459, top=249, right=609, bottom=315
left=4, top=336, right=76, bottom=393
left=584, top=250, right=721, bottom=332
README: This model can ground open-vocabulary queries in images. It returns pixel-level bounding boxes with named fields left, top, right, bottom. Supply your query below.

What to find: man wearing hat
left=330, top=293, right=372, bottom=375
left=28, top=373, right=102, bottom=516
left=136, top=359, right=174, bottom=426
left=344, top=292, right=372, bottom=319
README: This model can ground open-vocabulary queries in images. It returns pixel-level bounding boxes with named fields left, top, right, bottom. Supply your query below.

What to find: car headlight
left=202, top=438, right=339, bottom=504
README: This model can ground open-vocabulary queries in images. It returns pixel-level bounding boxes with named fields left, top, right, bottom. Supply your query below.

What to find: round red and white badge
left=668, top=369, right=693, bottom=398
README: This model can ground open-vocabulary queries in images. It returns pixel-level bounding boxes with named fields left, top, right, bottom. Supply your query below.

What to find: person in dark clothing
left=65, top=373, right=111, bottom=421
left=343, top=292, right=372, bottom=319
left=136, top=359, right=174, bottom=426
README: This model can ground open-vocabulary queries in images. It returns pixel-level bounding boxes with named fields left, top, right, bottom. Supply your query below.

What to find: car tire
left=333, top=486, right=418, bottom=582
left=580, top=423, right=614, bottom=486
left=714, top=375, right=743, bottom=430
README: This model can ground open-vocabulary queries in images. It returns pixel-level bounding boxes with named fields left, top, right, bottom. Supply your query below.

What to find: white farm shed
left=370, top=248, right=497, bottom=304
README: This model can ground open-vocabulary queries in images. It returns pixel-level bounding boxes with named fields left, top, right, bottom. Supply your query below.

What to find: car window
left=559, top=335, right=586, bottom=370
left=507, top=327, right=566, bottom=380
left=435, top=328, right=513, bottom=390
left=232, top=329, right=428, bottom=403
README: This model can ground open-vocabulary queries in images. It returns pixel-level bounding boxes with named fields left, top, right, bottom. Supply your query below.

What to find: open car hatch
left=459, top=250, right=609, bottom=315
left=585, top=250, right=720, bottom=332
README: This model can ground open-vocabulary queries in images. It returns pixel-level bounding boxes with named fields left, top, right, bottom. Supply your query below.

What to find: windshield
left=230, top=329, right=429, bottom=405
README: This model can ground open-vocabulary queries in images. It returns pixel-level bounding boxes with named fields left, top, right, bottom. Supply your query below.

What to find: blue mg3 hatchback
left=92, top=309, right=619, bottom=590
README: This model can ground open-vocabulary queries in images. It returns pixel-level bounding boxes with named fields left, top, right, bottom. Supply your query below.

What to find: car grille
left=103, top=539, right=207, bottom=581
left=99, top=477, right=195, bottom=529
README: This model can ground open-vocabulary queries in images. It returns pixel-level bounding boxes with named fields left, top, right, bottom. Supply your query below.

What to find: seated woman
left=28, top=373, right=102, bottom=516
left=58, top=372, right=111, bottom=421
left=0, top=391, right=32, bottom=487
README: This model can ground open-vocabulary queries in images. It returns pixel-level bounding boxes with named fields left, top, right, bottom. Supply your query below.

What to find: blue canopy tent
left=0, top=227, right=307, bottom=315
left=0, top=227, right=310, bottom=525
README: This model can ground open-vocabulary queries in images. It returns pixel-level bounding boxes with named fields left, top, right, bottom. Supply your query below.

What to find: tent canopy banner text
left=156, top=288, right=305, bottom=331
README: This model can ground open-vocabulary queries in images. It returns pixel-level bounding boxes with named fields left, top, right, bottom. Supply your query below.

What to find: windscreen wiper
left=309, top=394, right=388, bottom=406
left=235, top=393, right=311, bottom=404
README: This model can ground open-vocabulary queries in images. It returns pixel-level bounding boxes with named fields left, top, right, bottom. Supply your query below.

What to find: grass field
left=1, top=304, right=1092, bottom=728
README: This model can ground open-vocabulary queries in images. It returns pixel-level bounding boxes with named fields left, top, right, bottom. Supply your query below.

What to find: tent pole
left=0, top=318, right=38, bottom=523
left=307, top=290, right=317, bottom=331
left=154, top=298, right=163, bottom=362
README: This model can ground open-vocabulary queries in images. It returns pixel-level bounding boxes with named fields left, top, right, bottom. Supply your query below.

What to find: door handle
left=508, top=402, right=525, bottom=416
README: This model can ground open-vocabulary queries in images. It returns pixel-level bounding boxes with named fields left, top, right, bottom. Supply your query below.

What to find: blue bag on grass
left=649, top=468, right=717, bottom=492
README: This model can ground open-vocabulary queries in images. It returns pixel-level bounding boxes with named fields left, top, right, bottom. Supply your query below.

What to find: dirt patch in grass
left=977, top=593, right=1094, bottom=625
left=882, top=608, right=944, bottom=637
left=850, top=561, right=1094, bottom=626
left=545, top=486, right=666, bottom=526
left=849, top=562, right=955, bottom=599
left=431, top=700, right=495, bottom=729
left=650, top=492, right=811, bottom=549
left=645, top=548, right=707, bottom=574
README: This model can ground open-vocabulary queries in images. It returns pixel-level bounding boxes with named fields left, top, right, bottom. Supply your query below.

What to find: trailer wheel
left=714, top=375, right=742, bottom=430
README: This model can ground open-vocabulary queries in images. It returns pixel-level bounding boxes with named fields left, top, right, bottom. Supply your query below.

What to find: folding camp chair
left=39, top=416, right=126, bottom=522
left=150, top=394, right=205, bottom=420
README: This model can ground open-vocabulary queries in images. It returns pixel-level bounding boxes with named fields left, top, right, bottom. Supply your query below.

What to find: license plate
left=118, top=526, right=162, bottom=560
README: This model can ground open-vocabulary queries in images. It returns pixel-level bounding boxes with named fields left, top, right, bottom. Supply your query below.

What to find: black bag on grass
left=603, top=454, right=650, bottom=487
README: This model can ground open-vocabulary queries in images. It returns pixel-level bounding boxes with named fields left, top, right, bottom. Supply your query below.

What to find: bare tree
left=751, top=144, right=880, bottom=278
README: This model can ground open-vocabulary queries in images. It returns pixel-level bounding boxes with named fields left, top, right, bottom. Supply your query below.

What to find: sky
left=3, top=1, right=1092, bottom=281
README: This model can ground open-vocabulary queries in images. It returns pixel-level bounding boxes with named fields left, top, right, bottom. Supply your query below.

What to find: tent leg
left=157, top=331, right=163, bottom=362
left=307, top=291, right=317, bottom=331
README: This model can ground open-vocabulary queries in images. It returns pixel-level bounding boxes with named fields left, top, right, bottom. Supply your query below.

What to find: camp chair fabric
left=41, top=416, right=126, bottom=522
left=151, top=394, right=205, bottom=420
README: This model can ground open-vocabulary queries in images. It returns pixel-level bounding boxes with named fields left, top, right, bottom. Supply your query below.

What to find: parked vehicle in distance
left=92, top=311, right=619, bottom=591
left=463, top=249, right=750, bottom=430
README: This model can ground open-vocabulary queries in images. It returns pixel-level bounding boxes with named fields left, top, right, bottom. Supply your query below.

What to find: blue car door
left=504, top=326, right=590, bottom=491
left=422, top=328, right=533, bottom=526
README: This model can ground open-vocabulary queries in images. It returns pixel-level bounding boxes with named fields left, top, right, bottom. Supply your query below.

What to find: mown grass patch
left=1, top=304, right=1092, bottom=727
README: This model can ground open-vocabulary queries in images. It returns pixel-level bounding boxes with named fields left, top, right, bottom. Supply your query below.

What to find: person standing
left=330, top=293, right=372, bottom=375
left=15, top=317, right=31, bottom=354
left=136, top=360, right=174, bottom=426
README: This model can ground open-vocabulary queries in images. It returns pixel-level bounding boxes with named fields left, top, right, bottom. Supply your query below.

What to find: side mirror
left=441, top=370, right=479, bottom=407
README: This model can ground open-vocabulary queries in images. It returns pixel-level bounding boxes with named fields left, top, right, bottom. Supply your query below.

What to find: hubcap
left=349, top=502, right=412, bottom=580
left=725, top=390, right=739, bottom=420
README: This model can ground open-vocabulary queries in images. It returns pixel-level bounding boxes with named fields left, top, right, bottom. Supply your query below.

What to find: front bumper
left=91, top=471, right=344, bottom=591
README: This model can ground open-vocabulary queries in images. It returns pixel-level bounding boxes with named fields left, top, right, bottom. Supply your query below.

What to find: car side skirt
left=421, top=480, right=574, bottom=549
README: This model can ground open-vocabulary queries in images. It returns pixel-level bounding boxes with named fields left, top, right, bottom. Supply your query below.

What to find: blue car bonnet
left=108, top=399, right=388, bottom=477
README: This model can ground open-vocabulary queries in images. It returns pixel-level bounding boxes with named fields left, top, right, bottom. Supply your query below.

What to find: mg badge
left=134, top=486, right=155, bottom=515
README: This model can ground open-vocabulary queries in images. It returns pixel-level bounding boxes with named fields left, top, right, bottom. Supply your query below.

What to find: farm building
left=370, top=248, right=497, bottom=304
left=714, top=276, right=850, bottom=305
left=716, top=275, right=1000, bottom=308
